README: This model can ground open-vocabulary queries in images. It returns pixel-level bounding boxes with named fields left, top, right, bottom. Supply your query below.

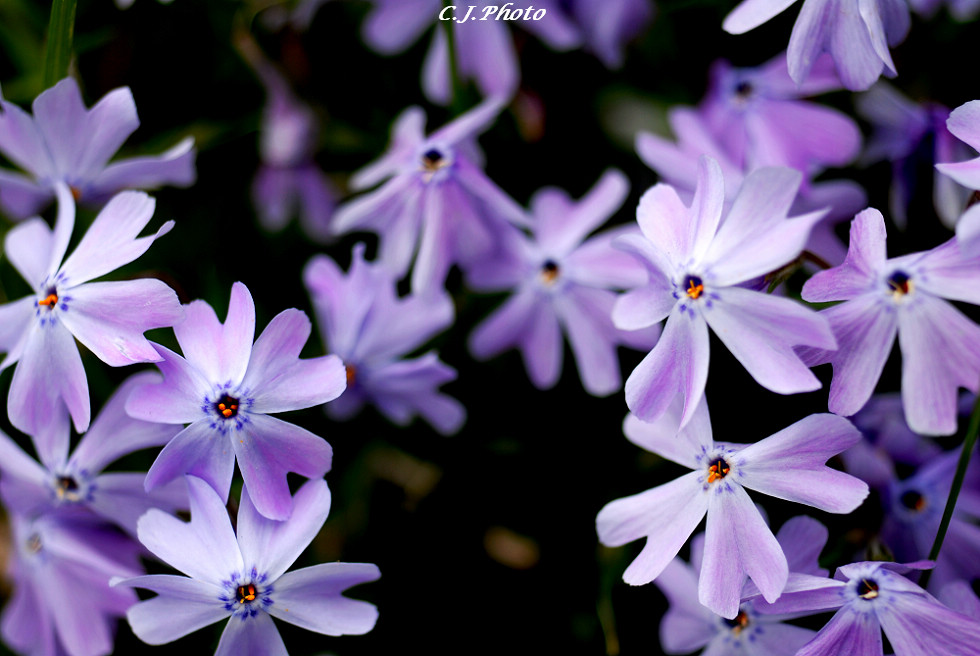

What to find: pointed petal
left=238, top=479, right=331, bottom=581
left=144, top=421, right=236, bottom=504
left=555, top=286, right=622, bottom=396
left=535, top=169, right=629, bottom=256
left=118, top=575, right=229, bottom=645
left=124, top=343, right=210, bottom=424
left=622, top=396, right=712, bottom=469
left=269, top=563, right=381, bottom=636
left=85, top=136, right=196, bottom=203
left=137, top=475, right=243, bottom=585
left=233, top=414, right=332, bottom=520
left=5, top=217, right=55, bottom=289
left=723, top=0, right=799, bottom=33
left=88, top=472, right=185, bottom=536
left=469, top=288, right=536, bottom=360
left=787, top=0, right=831, bottom=85
left=215, top=612, right=287, bottom=656
left=777, top=515, right=829, bottom=576
left=174, top=282, right=255, bottom=386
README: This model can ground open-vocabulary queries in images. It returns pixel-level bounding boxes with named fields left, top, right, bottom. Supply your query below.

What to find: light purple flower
left=248, top=48, right=336, bottom=242
left=333, top=99, right=528, bottom=291
left=614, top=156, right=835, bottom=428
left=936, top=100, right=980, bottom=255
left=596, top=399, right=868, bottom=618
left=563, top=0, right=655, bottom=68
left=125, top=282, right=345, bottom=520
left=114, top=476, right=380, bottom=653
left=2, top=510, right=143, bottom=656
left=801, top=207, right=980, bottom=435
left=857, top=82, right=970, bottom=230
left=723, top=0, right=910, bottom=91
left=752, top=561, right=980, bottom=656
left=362, top=0, right=580, bottom=104
left=0, top=372, right=184, bottom=537
left=468, top=169, right=659, bottom=396
left=0, top=185, right=183, bottom=437
left=0, top=77, right=195, bottom=219
left=304, top=244, right=466, bottom=435
left=654, top=516, right=825, bottom=655
left=699, top=53, right=861, bottom=175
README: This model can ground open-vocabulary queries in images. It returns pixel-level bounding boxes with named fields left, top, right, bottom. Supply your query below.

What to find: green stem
left=42, top=0, right=76, bottom=90
left=441, top=0, right=464, bottom=114
left=919, top=390, right=980, bottom=589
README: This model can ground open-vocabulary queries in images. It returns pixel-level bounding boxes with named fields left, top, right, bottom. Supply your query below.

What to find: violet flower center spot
left=215, top=394, right=240, bottom=419
left=857, top=578, right=880, bottom=600
left=684, top=275, right=705, bottom=300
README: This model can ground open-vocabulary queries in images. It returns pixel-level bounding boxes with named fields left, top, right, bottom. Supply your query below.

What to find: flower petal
left=84, top=136, right=196, bottom=204
left=125, top=343, right=210, bottom=424
left=803, top=208, right=888, bottom=302
left=268, top=563, right=381, bottom=636
left=144, top=421, right=237, bottom=504
left=137, top=475, right=243, bottom=585
left=117, top=575, right=229, bottom=645
left=238, top=479, right=331, bottom=582
left=723, top=0, right=799, bottom=33
left=796, top=608, right=883, bottom=656
left=215, top=612, right=287, bottom=656
left=174, top=282, right=255, bottom=386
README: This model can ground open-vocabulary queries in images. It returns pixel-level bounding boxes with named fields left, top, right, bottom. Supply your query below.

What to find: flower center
left=724, top=610, right=751, bottom=635
left=54, top=475, right=81, bottom=502
left=236, top=583, right=257, bottom=604
left=684, top=275, right=704, bottom=300
left=215, top=394, right=240, bottom=419
left=734, top=80, right=753, bottom=101
left=707, top=457, right=730, bottom=483
left=540, top=260, right=560, bottom=285
left=857, top=578, right=879, bottom=600
left=900, top=490, right=926, bottom=513
left=37, top=286, right=59, bottom=309
left=422, top=148, right=446, bottom=172
left=346, top=364, right=357, bottom=386
left=26, top=533, right=41, bottom=555
left=887, top=271, right=912, bottom=297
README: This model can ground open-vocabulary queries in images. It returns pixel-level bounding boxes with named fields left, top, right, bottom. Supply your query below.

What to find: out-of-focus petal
left=85, top=136, right=196, bottom=204
left=724, top=0, right=800, bottom=33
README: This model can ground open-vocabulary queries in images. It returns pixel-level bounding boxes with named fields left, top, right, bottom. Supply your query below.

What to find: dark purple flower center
left=236, top=583, right=257, bottom=604
left=707, top=457, right=730, bottom=483
left=215, top=394, right=240, bottom=419
left=37, top=286, right=59, bottom=309
left=55, top=475, right=81, bottom=502
left=887, top=271, right=912, bottom=296
left=541, top=260, right=560, bottom=284
left=734, top=80, right=753, bottom=100
left=422, top=148, right=445, bottom=171
left=724, top=610, right=751, bottom=634
left=684, top=275, right=704, bottom=300
left=857, top=578, right=879, bottom=600
left=900, top=490, right=926, bottom=512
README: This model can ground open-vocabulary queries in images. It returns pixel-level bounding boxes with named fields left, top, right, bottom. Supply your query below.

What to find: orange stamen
left=687, top=279, right=703, bottom=299
left=38, top=294, right=58, bottom=307
left=706, top=462, right=730, bottom=483
left=237, top=584, right=256, bottom=603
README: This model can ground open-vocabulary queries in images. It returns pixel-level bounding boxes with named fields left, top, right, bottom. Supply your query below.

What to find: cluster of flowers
left=4, top=0, right=980, bottom=654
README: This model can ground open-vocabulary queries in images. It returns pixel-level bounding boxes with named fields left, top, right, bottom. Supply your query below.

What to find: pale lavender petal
left=234, top=414, right=332, bottom=520
left=0, top=89, right=51, bottom=175
left=796, top=608, right=882, bottom=656
left=829, top=0, right=887, bottom=91
left=137, top=475, right=243, bottom=585
left=787, top=0, right=831, bottom=85
left=352, top=288, right=454, bottom=363
left=59, top=279, right=182, bottom=366
left=910, top=237, right=980, bottom=306
left=724, top=0, right=800, bottom=33
left=564, top=226, right=649, bottom=290
left=0, top=428, right=48, bottom=488
left=294, top=165, right=336, bottom=241
left=625, top=304, right=709, bottom=428
left=64, top=85, right=139, bottom=180
left=31, top=78, right=110, bottom=176
left=144, top=421, right=236, bottom=503
left=89, top=472, right=185, bottom=536
left=174, top=282, right=255, bottom=386
left=59, top=191, right=172, bottom=285
left=253, top=166, right=298, bottom=232
left=36, top=561, right=120, bottom=656
left=71, top=371, right=180, bottom=473
left=611, top=284, right=675, bottom=331
left=456, top=20, right=519, bottom=101
left=5, top=217, right=55, bottom=289
left=877, top=590, right=980, bottom=655
left=701, top=485, right=787, bottom=618
left=117, top=575, right=228, bottom=645
left=520, top=294, right=563, bottom=389
left=535, top=169, right=629, bottom=256
left=349, top=106, right=426, bottom=190
left=622, top=396, right=713, bottom=469
left=899, top=295, right=980, bottom=436
left=738, top=413, right=869, bottom=513
left=362, top=0, right=438, bottom=54
left=956, top=205, right=980, bottom=256
left=597, top=471, right=708, bottom=585
left=687, top=156, right=726, bottom=264
left=0, top=297, right=37, bottom=369
left=238, top=479, right=331, bottom=581
left=0, top=168, right=50, bottom=218
left=1, top=572, right=55, bottom=656
left=555, top=286, right=621, bottom=396
left=269, top=563, right=381, bottom=635
left=821, top=295, right=899, bottom=417
left=422, top=27, right=451, bottom=107
left=332, top=173, right=417, bottom=239
left=124, top=344, right=210, bottom=424
left=752, top=622, right=818, bottom=655
left=751, top=574, right=847, bottom=614
left=410, top=188, right=452, bottom=292
left=430, top=96, right=506, bottom=146
left=777, top=515, right=829, bottom=576
left=361, top=353, right=465, bottom=435
left=453, top=156, right=529, bottom=226
left=215, top=612, right=287, bottom=656
left=84, top=136, right=196, bottom=204
left=469, top=287, right=536, bottom=360
left=655, top=559, right=715, bottom=652
left=634, top=177, right=694, bottom=271
left=9, top=320, right=89, bottom=435
left=48, top=182, right=75, bottom=276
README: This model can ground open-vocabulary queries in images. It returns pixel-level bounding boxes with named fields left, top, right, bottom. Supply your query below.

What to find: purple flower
left=362, top=1, right=580, bottom=104
left=723, top=0, right=910, bottom=91
left=562, top=0, right=655, bottom=68
left=857, top=82, right=970, bottom=230
left=0, top=185, right=183, bottom=437
left=304, top=244, right=466, bottom=435
left=0, top=77, right=195, bottom=219
left=654, top=516, right=826, bottom=655
left=936, top=100, right=980, bottom=255
left=752, top=561, right=980, bottom=656
left=468, top=169, right=658, bottom=396
left=801, top=207, right=980, bottom=435
left=699, top=53, right=861, bottom=175
left=115, top=476, right=380, bottom=651
left=2, top=510, right=143, bottom=656
left=125, top=282, right=345, bottom=520
left=0, top=372, right=184, bottom=537
left=596, top=400, right=868, bottom=618
left=248, top=47, right=336, bottom=242
left=614, top=156, right=835, bottom=428
left=333, top=99, right=528, bottom=292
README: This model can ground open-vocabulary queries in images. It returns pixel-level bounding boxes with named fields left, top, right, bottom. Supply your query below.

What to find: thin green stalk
left=42, top=0, right=76, bottom=90
left=919, top=389, right=980, bottom=589
left=442, top=0, right=464, bottom=114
